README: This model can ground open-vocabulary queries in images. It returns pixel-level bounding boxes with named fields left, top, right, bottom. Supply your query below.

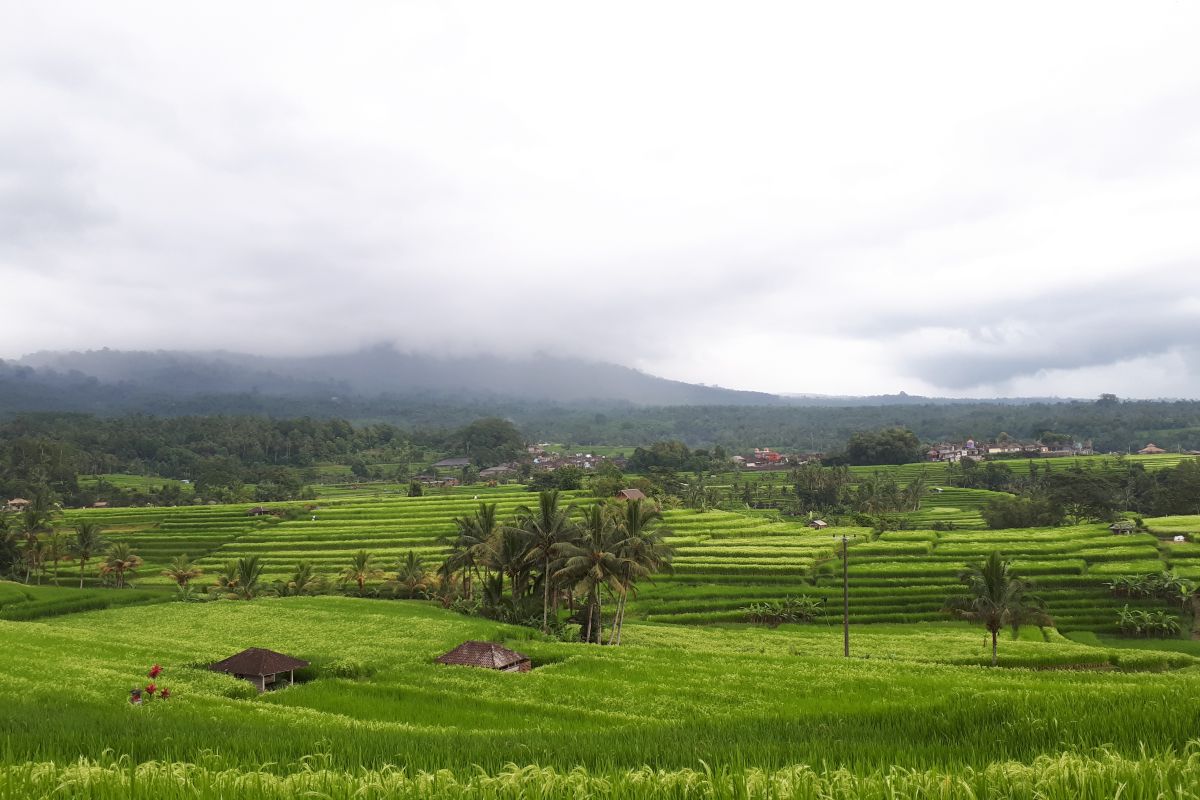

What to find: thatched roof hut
left=209, top=647, right=309, bottom=692
left=1138, top=443, right=1167, bottom=455
left=436, top=641, right=530, bottom=672
left=616, top=488, right=646, bottom=501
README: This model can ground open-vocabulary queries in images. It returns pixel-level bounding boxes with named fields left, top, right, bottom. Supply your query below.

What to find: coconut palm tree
left=441, top=503, right=500, bottom=599
left=608, top=498, right=674, bottom=645
left=161, top=554, right=204, bottom=597
left=69, top=522, right=107, bottom=588
left=210, top=560, right=241, bottom=598
left=232, top=556, right=265, bottom=599
left=99, top=542, right=143, bottom=589
left=43, top=531, right=69, bottom=585
left=554, top=505, right=624, bottom=644
left=274, top=561, right=325, bottom=596
left=341, top=550, right=383, bottom=595
left=0, top=516, right=19, bottom=580
left=394, top=550, right=429, bottom=598
left=485, top=527, right=532, bottom=602
left=513, top=491, right=578, bottom=632
left=17, top=508, right=53, bottom=583
left=945, top=551, right=1051, bottom=666
left=23, top=536, right=47, bottom=585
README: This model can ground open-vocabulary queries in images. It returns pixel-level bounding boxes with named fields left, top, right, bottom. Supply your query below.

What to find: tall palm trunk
left=542, top=554, right=551, bottom=633
left=79, top=558, right=86, bottom=589
left=595, top=588, right=603, bottom=644
left=583, top=589, right=595, bottom=644
left=991, top=629, right=998, bottom=667
left=615, top=588, right=629, bottom=645
left=608, top=587, right=627, bottom=646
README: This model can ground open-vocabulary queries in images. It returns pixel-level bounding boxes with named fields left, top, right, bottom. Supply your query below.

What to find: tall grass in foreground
left=4, top=747, right=1200, bottom=799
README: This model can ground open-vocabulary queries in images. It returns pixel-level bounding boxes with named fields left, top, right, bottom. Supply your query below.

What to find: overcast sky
left=3, top=2, right=1199, bottom=397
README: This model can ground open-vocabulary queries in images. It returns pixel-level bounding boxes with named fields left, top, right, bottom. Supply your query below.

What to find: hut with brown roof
left=4, top=498, right=30, bottom=513
left=1138, top=443, right=1167, bottom=455
left=435, top=641, right=531, bottom=673
left=616, top=488, right=646, bottom=501
left=209, top=647, right=309, bottom=692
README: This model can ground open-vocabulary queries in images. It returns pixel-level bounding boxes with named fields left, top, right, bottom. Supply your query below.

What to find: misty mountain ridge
left=14, top=346, right=785, bottom=406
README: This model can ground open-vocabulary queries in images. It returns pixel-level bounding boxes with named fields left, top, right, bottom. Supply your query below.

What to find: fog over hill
left=14, top=347, right=784, bottom=407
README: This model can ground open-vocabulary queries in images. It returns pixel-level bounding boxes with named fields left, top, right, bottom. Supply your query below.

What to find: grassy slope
left=1, top=598, right=1197, bottom=775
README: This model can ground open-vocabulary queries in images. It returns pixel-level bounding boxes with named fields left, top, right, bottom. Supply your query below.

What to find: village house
left=479, top=463, right=519, bottom=480
left=1138, top=443, right=1167, bottom=455
left=3, top=498, right=31, bottom=513
left=431, top=457, right=472, bottom=470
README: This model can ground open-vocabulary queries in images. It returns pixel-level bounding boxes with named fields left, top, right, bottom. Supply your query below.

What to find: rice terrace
left=6, top=3, right=1200, bottom=797
left=4, top=419, right=1200, bottom=798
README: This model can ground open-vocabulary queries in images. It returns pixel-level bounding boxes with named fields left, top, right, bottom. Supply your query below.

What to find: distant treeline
left=0, top=414, right=525, bottom=506
left=3, top=361, right=1199, bottom=452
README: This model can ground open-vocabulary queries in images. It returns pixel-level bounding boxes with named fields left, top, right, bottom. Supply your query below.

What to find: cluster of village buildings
left=418, top=444, right=631, bottom=486
left=924, top=439, right=1184, bottom=463
left=409, top=439, right=1191, bottom=487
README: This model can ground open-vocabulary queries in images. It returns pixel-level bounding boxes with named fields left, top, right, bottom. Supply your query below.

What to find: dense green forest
left=0, top=414, right=526, bottom=506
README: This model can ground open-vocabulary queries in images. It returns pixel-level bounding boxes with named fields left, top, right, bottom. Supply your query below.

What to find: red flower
left=148, top=664, right=162, bottom=679
left=159, top=687, right=170, bottom=699
left=146, top=683, right=157, bottom=695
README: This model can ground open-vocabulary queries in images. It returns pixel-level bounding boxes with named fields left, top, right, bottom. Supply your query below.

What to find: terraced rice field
left=55, top=490, right=1200, bottom=634
left=60, top=488, right=589, bottom=586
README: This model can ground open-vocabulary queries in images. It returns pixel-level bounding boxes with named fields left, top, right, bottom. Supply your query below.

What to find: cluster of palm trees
left=0, top=506, right=140, bottom=590
left=160, top=550, right=434, bottom=601
left=440, top=490, right=673, bottom=644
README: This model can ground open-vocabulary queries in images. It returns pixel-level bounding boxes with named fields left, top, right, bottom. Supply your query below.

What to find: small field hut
left=209, top=648, right=309, bottom=692
left=809, top=519, right=829, bottom=530
left=616, top=488, right=646, bottom=501
left=436, top=641, right=531, bottom=673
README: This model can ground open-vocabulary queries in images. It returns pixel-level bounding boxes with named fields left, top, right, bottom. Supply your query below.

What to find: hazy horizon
left=4, top=2, right=1199, bottom=399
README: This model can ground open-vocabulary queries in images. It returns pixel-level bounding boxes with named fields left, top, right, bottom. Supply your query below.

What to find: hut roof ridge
left=209, top=647, right=309, bottom=675
left=436, top=640, right=528, bottom=669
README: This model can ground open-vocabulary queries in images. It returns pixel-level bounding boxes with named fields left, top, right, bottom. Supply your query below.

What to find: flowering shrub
left=129, top=664, right=170, bottom=705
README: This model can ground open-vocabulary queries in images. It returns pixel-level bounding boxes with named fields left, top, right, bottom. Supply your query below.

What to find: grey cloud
left=2, top=2, right=1200, bottom=398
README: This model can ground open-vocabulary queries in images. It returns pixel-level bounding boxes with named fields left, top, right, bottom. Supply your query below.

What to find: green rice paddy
left=6, top=458, right=1200, bottom=797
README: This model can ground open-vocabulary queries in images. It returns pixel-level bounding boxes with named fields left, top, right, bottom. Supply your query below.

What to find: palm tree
left=23, top=536, right=47, bottom=585
left=274, top=561, right=325, bottom=596
left=0, top=516, right=19, bottom=580
left=162, top=554, right=204, bottom=597
left=341, top=550, right=382, bottom=594
left=99, top=542, right=143, bottom=589
left=70, top=522, right=107, bottom=588
left=43, top=531, right=69, bottom=585
left=513, top=491, right=578, bottom=632
left=232, top=556, right=265, bottom=599
left=945, top=551, right=1051, bottom=666
left=609, top=498, right=674, bottom=645
left=395, top=550, right=429, bottom=598
left=17, top=508, right=53, bottom=583
left=486, top=527, right=532, bottom=602
left=554, top=505, right=624, bottom=644
left=210, top=560, right=241, bottom=598
left=441, top=503, right=500, bottom=599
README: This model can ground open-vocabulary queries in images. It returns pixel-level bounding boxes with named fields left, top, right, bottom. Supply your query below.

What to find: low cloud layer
left=2, top=2, right=1199, bottom=397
